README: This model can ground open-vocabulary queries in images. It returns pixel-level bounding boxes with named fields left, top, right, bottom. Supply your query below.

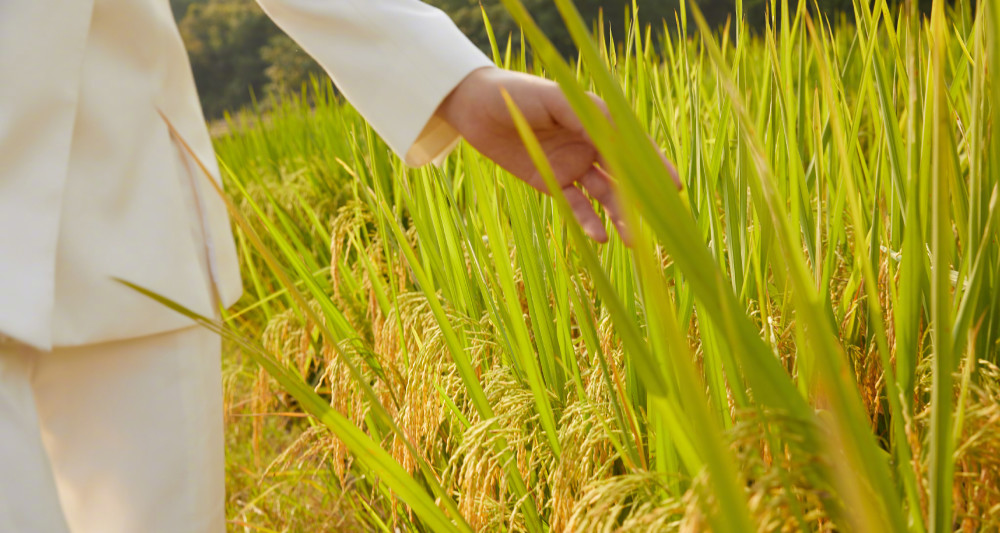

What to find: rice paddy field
left=205, top=0, right=1000, bottom=530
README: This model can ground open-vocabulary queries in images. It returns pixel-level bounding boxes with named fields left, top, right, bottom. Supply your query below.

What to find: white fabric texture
left=0, top=0, right=494, bottom=350
left=0, top=326, right=225, bottom=533
left=0, top=349, right=72, bottom=533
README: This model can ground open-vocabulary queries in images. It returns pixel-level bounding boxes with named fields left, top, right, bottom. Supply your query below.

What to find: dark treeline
left=170, top=0, right=941, bottom=119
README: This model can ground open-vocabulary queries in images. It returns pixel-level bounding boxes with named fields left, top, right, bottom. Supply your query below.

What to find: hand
left=437, top=67, right=676, bottom=243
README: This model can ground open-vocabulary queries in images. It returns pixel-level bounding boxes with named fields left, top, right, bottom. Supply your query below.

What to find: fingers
left=529, top=80, right=678, bottom=245
left=579, top=165, right=630, bottom=244
left=547, top=87, right=679, bottom=193
left=536, top=77, right=679, bottom=192
left=562, top=184, right=609, bottom=243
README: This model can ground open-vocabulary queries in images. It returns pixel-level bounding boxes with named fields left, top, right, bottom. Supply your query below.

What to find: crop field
left=205, top=0, right=1000, bottom=530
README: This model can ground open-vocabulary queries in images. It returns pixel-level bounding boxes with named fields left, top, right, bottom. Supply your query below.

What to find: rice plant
left=201, top=0, right=1000, bottom=530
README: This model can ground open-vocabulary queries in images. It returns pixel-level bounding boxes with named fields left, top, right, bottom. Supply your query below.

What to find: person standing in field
left=0, top=0, right=642, bottom=531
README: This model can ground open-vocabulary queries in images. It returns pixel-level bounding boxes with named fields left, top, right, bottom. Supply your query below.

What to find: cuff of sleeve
left=399, top=60, right=494, bottom=168
left=405, top=115, right=463, bottom=167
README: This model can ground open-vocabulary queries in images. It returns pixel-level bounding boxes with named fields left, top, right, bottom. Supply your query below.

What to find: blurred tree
left=179, top=0, right=276, bottom=117
left=260, top=34, right=323, bottom=97
left=170, top=0, right=199, bottom=20
left=176, top=0, right=320, bottom=118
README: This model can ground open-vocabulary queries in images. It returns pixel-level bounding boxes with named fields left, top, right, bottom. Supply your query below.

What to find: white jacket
left=0, top=0, right=493, bottom=350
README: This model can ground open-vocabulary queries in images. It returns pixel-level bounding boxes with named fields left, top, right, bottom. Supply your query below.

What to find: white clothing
left=0, top=326, right=224, bottom=533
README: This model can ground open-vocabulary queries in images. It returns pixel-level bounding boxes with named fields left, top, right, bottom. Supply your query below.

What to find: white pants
left=0, top=326, right=225, bottom=533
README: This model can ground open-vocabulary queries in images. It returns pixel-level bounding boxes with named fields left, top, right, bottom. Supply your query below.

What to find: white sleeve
left=254, top=0, right=495, bottom=166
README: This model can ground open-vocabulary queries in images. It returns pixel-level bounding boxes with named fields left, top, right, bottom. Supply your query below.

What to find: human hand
left=436, top=67, right=678, bottom=243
